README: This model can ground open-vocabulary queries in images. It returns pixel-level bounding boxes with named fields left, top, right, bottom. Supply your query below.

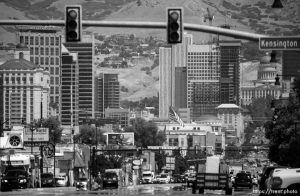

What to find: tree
left=77, top=125, right=105, bottom=145
left=36, top=116, right=63, bottom=144
left=123, top=118, right=166, bottom=148
left=264, top=78, right=300, bottom=167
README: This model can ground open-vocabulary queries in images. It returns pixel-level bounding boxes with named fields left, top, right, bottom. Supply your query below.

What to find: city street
left=0, top=184, right=258, bottom=196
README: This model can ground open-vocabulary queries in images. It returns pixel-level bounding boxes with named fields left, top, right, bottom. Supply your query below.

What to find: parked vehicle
left=1, top=169, right=30, bottom=191
left=55, top=176, right=67, bottom=187
left=41, top=173, right=55, bottom=187
left=172, top=174, right=182, bottom=183
left=103, top=172, right=118, bottom=189
left=157, top=173, right=170, bottom=184
left=233, top=171, right=253, bottom=189
left=76, top=177, right=88, bottom=191
left=141, top=171, right=155, bottom=184
left=266, top=168, right=300, bottom=195
left=187, top=172, right=196, bottom=187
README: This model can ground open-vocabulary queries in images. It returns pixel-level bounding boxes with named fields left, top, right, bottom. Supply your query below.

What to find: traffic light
left=273, top=109, right=279, bottom=124
left=167, top=8, right=183, bottom=44
left=275, top=74, right=280, bottom=86
left=65, top=5, right=82, bottom=42
left=270, top=50, right=277, bottom=63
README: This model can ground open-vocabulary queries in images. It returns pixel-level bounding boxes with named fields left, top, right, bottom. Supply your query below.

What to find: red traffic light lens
left=170, top=12, right=179, bottom=20
left=68, top=10, right=77, bottom=19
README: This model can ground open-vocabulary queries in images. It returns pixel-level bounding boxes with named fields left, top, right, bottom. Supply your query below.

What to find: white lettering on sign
left=261, top=40, right=298, bottom=48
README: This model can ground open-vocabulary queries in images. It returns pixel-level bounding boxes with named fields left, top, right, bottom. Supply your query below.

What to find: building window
left=35, top=37, right=39, bottom=45
left=45, top=48, right=49, bottom=55
left=45, top=57, right=49, bottom=65
left=20, top=36, right=24, bottom=43
left=50, top=77, right=54, bottom=85
left=50, top=37, right=54, bottom=45
left=40, top=57, right=44, bottom=65
left=55, top=57, right=59, bottom=65
left=35, top=47, right=39, bottom=55
left=50, top=57, right=54, bottom=65
left=35, top=57, right=39, bottom=65
left=25, top=36, right=29, bottom=45
left=50, top=87, right=54, bottom=94
left=55, top=67, right=59, bottom=75
left=30, top=77, right=33, bottom=84
left=55, top=48, right=59, bottom=56
left=50, top=48, right=54, bottom=55
left=55, top=37, right=60, bottom=46
left=55, top=87, right=59, bottom=94
left=30, top=36, right=34, bottom=45
left=40, top=48, right=44, bottom=55
left=40, top=37, right=44, bottom=45
left=50, top=67, right=54, bottom=74
left=30, top=47, right=33, bottom=55
left=55, top=77, right=59, bottom=85
left=45, top=37, right=49, bottom=45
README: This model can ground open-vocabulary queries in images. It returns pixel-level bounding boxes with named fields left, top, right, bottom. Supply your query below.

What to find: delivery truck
left=191, top=156, right=232, bottom=195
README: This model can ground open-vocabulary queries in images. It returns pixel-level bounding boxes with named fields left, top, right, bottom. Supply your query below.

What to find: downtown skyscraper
left=187, top=44, right=220, bottom=119
left=63, top=32, right=95, bottom=122
left=17, top=26, right=62, bottom=111
left=219, top=40, right=241, bottom=105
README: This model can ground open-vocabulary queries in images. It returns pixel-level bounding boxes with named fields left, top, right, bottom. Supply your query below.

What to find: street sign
left=259, top=36, right=300, bottom=50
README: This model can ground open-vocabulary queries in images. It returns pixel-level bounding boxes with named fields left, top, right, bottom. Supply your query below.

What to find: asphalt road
left=0, top=183, right=258, bottom=196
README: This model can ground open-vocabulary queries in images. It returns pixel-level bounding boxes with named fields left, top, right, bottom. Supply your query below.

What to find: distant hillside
left=0, top=0, right=298, bottom=101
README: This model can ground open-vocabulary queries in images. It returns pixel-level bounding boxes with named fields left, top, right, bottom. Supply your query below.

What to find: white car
left=55, top=176, right=67, bottom=187
left=157, top=174, right=170, bottom=184
left=267, top=168, right=300, bottom=194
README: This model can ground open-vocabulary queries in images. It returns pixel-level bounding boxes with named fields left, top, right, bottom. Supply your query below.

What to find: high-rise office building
left=219, top=40, right=241, bottom=105
left=174, top=67, right=187, bottom=108
left=0, top=47, right=50, bottom=128
left=60, top=45, right=79, bottom=131
left=63, top=33, right=95, bottom=121
left=95, top=73, right=120, bottom=117
left=16, top=26, right=62, bottom=110
left=159, top=47, right=173, bottom=119
left=187, top=45, right=220, bottom=119
left=172, top=33, right=193, bottom=67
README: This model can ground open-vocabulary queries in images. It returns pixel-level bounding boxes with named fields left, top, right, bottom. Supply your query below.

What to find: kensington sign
left=259, top=36, right=300, bottom=50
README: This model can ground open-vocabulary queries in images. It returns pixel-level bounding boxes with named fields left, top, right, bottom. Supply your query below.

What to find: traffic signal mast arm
left=0, top=20, right=267, bottom=42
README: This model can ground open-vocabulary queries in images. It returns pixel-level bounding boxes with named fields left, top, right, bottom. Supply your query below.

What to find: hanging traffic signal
left=275, top=74, right=280, bottom=86
left=65, top=5, right=82, bottom=42
left=273, top=109, right=279, bottom=124
left=167, top=8, right=183, bottom=44
left=270, top=50, right=277, bottom=63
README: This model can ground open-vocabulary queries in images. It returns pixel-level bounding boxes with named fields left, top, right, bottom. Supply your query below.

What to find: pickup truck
left=266, top=168, right=300, bottom=196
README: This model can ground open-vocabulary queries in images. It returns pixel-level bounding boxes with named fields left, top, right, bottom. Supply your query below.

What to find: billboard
left=24, top=127, right=49, bottom=142
left=106, top=132, right=134, bottom=146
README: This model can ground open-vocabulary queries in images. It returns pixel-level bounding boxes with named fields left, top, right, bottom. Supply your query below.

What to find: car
left=172, top=174, right=182, bottom=183
left=266, top=168, right=300, bottom=195
left=55, top=176, right=67, bottom=187
left=76, top=177, right=88, bottom=191
left=103, top=172, right=118, bottom=189
left=157, top=174, right=170, bottom=184
left=233, top=171, right=253, bottom=189
left=41, top=173, right=55, bottom=187
left=153, top=175, right=160, bottom=184
left=1, top=169, right=30, bottom=191
left=259, top=165, right=288, bottom=195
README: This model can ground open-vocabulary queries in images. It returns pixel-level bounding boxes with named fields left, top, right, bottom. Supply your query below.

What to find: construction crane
left=203, top=7, right=215, bottom=44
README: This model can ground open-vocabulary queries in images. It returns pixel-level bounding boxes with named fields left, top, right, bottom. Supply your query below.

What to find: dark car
left=41, top=173, right=55, bottom=187
left=172, top=174, right=182, bottom=183
left=1, top=169, right=29, bottom=191
left=233, top=171, right=253, bottom=189
left=102, top=172, right=118, bottom=189
left=76, top=177, right=88, bottom=191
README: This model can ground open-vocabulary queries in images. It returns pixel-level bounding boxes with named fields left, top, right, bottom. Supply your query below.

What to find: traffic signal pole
left=0, top=19, right=267, bottom=42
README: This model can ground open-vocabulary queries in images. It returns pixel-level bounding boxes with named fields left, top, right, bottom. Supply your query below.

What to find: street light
left=88, top=137, right=92, bottom=190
